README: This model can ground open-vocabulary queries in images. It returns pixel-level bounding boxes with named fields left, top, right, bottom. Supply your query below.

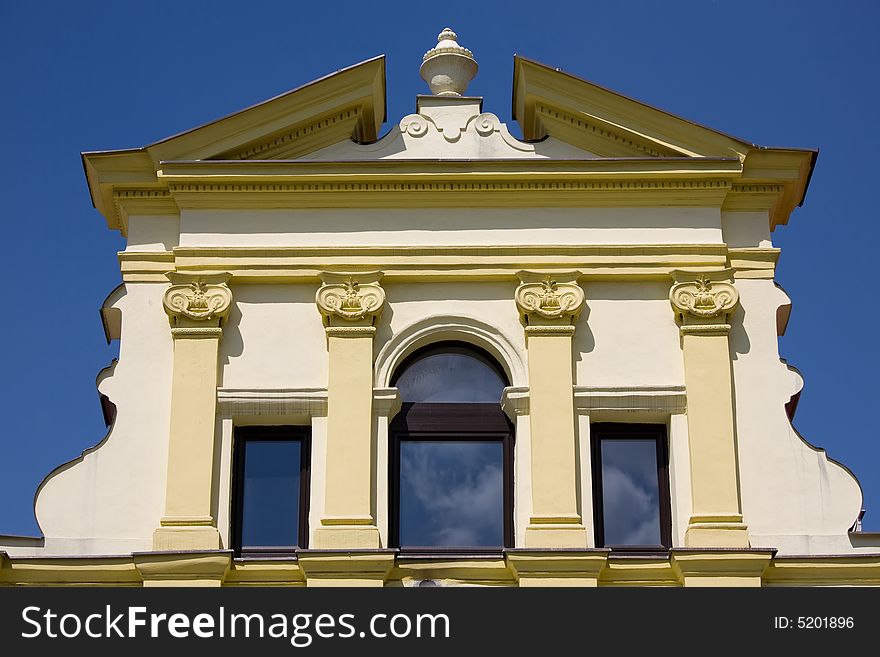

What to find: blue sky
left=0, top=0, right=877, bottom=535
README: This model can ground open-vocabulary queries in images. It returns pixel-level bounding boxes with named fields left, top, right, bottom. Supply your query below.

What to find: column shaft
left=154, top=274, right=232, bottom=551
left=670, top=270, right=749, bottom=548
left=313, top=273, right=385, bottom=549
left=515, top=272, right=587, bottom=548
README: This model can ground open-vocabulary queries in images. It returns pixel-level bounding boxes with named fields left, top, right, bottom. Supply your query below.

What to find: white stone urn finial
left=419, top=27, right=478, bottom=96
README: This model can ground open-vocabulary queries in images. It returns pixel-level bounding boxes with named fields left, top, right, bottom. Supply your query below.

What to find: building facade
left=2, top=30, right=879, bottom=586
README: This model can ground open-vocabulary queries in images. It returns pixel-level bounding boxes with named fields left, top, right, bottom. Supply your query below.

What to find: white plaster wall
left=731, top=279, right=863, bottom=553
left=575, top=281, right=684, bottom=387
left=13, top=205, right=873, bottom=559
left=125, top=214, right=180, bottom=251
left=178, top=207, right=723, bottom=248
left=221, top=284, right=328, bottom=389
left=23, top=283, right=173, bottom=555
left=721, top=211, right=772, bottom=248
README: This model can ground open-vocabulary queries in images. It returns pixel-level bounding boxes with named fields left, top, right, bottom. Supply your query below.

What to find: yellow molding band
left=4, top=551, right=880, bottom=586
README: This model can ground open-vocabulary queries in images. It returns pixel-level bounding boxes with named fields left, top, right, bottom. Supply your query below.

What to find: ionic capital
left=316, top=272, right=385, bottom=328
left=669, top=269, right=739, bottom=334
left=515, top=271, right=585, bottom=327
left=163, top=273, right=233, bottom=327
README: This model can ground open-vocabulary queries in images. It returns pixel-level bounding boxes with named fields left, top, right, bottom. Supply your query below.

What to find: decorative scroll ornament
left=670, top=273, right=739, bottom=322
left=163, top=273, right=232, bottom=324
left=515, top=273, right=585, bottom=323
left=316, top=274, right=385, bottom=325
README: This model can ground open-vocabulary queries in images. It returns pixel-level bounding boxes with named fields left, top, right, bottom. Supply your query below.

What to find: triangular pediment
left=83, top=57, right=386, bottom=225
left=152, top=56, right=386, bottom=162
left=513, top=56, right=752, bottom=159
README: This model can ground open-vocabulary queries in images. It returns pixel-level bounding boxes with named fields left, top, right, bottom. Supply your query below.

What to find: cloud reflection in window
left=399, top=441, right=504, bottom=547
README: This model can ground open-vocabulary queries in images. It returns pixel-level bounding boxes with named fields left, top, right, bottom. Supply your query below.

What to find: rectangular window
left=591, top=423, right=671, bottom=550
left=232, top=426, right=310, bottom=555
left=391, top=403, right=513, bottom=552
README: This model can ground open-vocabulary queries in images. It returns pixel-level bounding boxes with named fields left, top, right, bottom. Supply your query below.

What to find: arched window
left=390, top=341, right=513, bottom=552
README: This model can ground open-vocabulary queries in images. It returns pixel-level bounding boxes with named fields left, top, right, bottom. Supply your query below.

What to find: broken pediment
left=82, top=30, right=815, bottom=235
left=513, top=55, right=753, bottom=159
left=298, top=95, right=599, bottom=161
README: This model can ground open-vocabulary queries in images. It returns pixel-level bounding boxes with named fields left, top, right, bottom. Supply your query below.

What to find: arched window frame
left=389, top=341, right=515, bottom=553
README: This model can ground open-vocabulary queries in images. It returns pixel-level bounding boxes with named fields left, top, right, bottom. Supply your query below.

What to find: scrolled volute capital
left=163, top=273, right=233, bottom=326
left=316, top=272, right=385, bottom=327
left=515, top=271, right=585, bottom=325
left=669, top=269, right=739, bottom=326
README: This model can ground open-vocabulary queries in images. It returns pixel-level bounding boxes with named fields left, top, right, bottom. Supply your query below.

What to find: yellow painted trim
left=224, top=559, right=306, bottom=587
left=119, top=250, right=175, bottom=279
left=507, top=550, right=608, bottom=587
left=728, top=247, right=780, bottom=279
left=392, top=557, right=514, bottom=586
left=134, top=551, right=231, bottom=587
left=119, top=245, right=778, bottom=283
left=0, top=555, right=141, bottom=586
left=763, top=554, right=880, bottom=586
left=3, top=551, right=880, bottom=586
left=671, top=549, right=774, bottom=587
left=149, top=244, right=730, bottom=283
left=599, top=556, right=679, bottom=587
left=297, top=551, right=395, bottom=588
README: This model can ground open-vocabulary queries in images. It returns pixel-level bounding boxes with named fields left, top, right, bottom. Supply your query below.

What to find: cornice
left=156, top=156, right=743, bottom=179
left=119, top=244, right=732, bottom=283
left=156, top=158, right=741, bottom=210
left=727, top=247, right=780, bottom=279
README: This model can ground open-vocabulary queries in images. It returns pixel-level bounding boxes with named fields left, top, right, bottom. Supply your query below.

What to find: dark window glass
left=600, top=439, right=661, bottom=546
left=592, top=424, right=670, bottom=549
left=390, top=342, right=514, bottom=551
left=393, top=345, right=507, bottom=403
left=233, top=427, right=310, bottom=554
left=399, top=441, right=504, bottom=547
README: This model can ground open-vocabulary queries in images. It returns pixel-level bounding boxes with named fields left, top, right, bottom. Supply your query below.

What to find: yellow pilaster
left=153, top=273, right=232, bottom=551
left=670, top=270, right=749, bottom=548
left=515, top=272, right=587, bottom=548
left=313, top=273, right=385, bottom=549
